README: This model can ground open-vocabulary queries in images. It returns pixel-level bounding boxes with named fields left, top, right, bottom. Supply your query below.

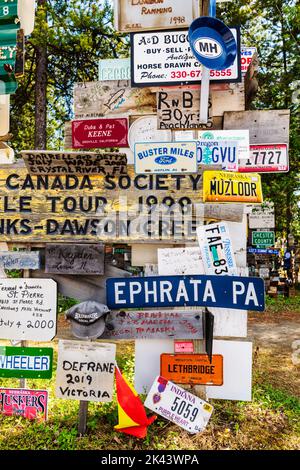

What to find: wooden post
left=192, top=338, right=207, bottom=400
left=20, top=256, right=31, bottom=388
left=78, top=401, right=89, bottom=436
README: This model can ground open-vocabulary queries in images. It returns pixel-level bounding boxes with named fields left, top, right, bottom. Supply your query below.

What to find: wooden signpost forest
left=0, top=0, right=293, bottom=443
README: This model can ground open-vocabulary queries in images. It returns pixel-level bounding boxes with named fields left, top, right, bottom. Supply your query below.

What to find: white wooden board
left=158, top=247, right=204, bottom=276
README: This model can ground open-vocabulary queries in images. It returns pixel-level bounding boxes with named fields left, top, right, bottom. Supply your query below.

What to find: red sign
left=174, top=341, right=194, bottom=353
left=72, top=118, right=129, bottom=149
left=0, top=388, right=48, bottom=422
left=239, top=144, right=289, bottom=173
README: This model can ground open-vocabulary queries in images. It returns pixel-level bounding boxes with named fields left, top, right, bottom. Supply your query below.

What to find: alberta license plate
left=144, top=376, right=214, bottom=434
left=239, top=144, right=288, bottom=173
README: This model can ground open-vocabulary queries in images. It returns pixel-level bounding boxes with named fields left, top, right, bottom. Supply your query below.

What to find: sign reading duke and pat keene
left=203, top=171, right=263, bottom=204
left=0, top=166, right=203, bottom=242
left=106, top=275, right=265, bottom=311
left=131, top=28, right=241, bottom=87
left=71, top=118, right=129, bottom=149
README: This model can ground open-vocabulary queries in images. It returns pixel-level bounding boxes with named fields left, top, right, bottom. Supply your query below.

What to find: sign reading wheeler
left=0, top=347, right=53, bottom=379
left=106, top=275, right=265, bottom=311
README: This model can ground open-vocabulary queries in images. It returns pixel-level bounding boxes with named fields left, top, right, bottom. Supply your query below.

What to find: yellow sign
left=203, top=171, right=263, bottom=203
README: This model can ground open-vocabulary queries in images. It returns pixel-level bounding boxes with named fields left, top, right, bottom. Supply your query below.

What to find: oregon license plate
left=239, top=144, right=289, bottom=173
left=144, top=376, right=214, bottom=434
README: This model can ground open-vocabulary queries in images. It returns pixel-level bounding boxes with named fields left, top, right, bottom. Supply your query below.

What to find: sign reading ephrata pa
left=203, top=171, right=263, bottom=203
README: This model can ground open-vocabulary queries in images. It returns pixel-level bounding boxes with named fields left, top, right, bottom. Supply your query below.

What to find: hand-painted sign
left=197, top=222, right=237, bottom=276
left=128, top=115, right=172, bottom=152
left=203, top=171, right=263, bottom=203
left=157, top=89, right=213, bottom=130
left=0, top=347, right=53, bottom=379
left=157, top=247, right=204, bottom=276
left=197, top=129, right=249, bottom=163
left=106, top=275, right=265, bottom=311
left=131, top=28, right=241, bottom=87
left=0, top=251, right=40, bottom=270
left=223, top=109, right=290, bottom=145
left=74, top=80, right=156, bottom=119
left=241, top=46, right=256, bottom=76
left=197, top=139, right=239, bottom=171
left=160, top=354, right=223, bottom=385
left=174, top=341, right=194, bottom=353
left=135, top=141, right=198, bottom=174
left=239, top=144, right=289, bottom=173
left=98, top=58, right=130, bottom=81
left=248, top=247, right=279, bottom=255
left=0, top=388, right=48, bottom=421
left=45, top=244, right=104, bottom=275
left=56, top=340, right=116, bottom=402
left=252, top=231, right=275, bottom=248
left=114, top=0, right=197, bottom=33
left=101, top=310, right=203, bottom=340
left=0, top=166, right=203, bottom=242
left=71, top=118, right=128, bottom=149
left=0, top=278, right=57, bottom=341
left=21, top=150, right=127, bottom=176
left=144, top=376, right=214, bottom=434
left=248, top=202, right=275, bottom=229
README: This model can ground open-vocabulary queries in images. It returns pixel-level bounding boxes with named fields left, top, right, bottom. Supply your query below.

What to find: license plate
left=144, top=376, right=214, bottom=434
left=160, top=354, right=223, bottom=385
left=239, top=144, right=288, bottom=173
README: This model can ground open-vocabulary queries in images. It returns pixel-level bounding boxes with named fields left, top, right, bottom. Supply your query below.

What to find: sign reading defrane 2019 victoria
left=0, top=165, right=204, bottom=242
left=131, top=28, right=241, bottom=87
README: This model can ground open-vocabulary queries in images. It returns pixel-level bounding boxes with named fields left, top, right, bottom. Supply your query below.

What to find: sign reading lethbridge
left=0, top=279, right=57, bottom=341
left=203, top=171, right=263, bottom=203
left=45, top=244, right=104, bottom=275
left=0, top=388, right=48, bottom=421
left=0, top=347, right=53, bottom=379
left=56, top=341, right=116, bottom=402
left=144, top=376, right=213, bottom=434
left=106, top=275, right=265, bottom=311
left=197, top=222, right=237, bottom=276
left=0, top=251, right=40, bottom=270
left=115, top=0, right=197, bottom=33
left=71, top=118, right=128, bottom=149
left=21, top=151, right=127, bottom=176
left=101, top=310, right=203, bottom=340
left=131, top=28, right=241, bottom=87
left=239, top=144, right=289, bottom=173
left=160, top=354, right=223, bottom=385
left=135, top=141, right=197, bottom=174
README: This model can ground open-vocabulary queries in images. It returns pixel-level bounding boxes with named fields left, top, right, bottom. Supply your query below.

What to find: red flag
left=114, top=366, right=156, bottom=438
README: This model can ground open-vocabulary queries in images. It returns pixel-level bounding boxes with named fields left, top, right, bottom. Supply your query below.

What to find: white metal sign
left=98, top=58, right=131, bottom=81
left=131, top=28, right=241, bottom=87
left=197, top=139, right=239, bottom=171
left=197, top=222, right=237, bottom=276
left=0, top=279, right=57, bottom=341
left=144, top=376, right=213, bottom=434
left=128, top=115, right=172, bottom=152
left=197, top=130, right=249, bottom=163
left=135, top=141, right=198, bottom=174
left=239, top=144, right=289, bottom=173
left=158, top=247, right=204, bottom=276
left=241, top=46, right=256, bottom=76
left=56, top=340, right=116, bottom=402
left=248, top=203, right=275, bottom=229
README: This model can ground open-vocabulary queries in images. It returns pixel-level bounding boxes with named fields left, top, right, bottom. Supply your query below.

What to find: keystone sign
left=131, top=28, right=241, bottom=87
left=106, top=275, right=265, bottom=311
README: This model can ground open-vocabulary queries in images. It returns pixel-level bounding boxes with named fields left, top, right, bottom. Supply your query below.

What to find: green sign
left=252, top=231, right=275, bottom=248
left=0, top=1, right=18, bottom=24
left=0, top=347, right=53, bottom=379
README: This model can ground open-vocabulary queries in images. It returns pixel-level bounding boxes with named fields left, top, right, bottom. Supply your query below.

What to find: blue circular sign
left=188, top=17, right=237, bottom=70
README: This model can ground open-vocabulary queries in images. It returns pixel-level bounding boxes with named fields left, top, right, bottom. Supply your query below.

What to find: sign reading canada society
left=106, top=275, right=265, bottom=312
left=131, top=28, right=241, bottom=87
left=0, top=279, right=57, bottom=342
left=56, top=341, right=116, bottom=402
left=197, top=222, right=237, bottom=276
left=144, top=376, right=213, bottom=434
left=0, top=347, right=53, bottom=379
left=203, top=171, right=263, bottom=204
left=0, top=388, right=48, bottom=422
left=134, top=141, right=197, bottom=174
left=71, top=118, right=129, bottom=149
left=239, top=144, right=289, bottom=173
left=160, top=354, right=223, bottom=386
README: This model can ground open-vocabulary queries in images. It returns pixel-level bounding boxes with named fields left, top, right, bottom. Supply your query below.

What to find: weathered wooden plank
left=21, top=150, right=127, bottom=176
left=245, top=52, right=259, bottom=110
left=74, top=80, right=156, bottom=119
left=0, top=251, right=40, bottom=270
left=45, top=244, right=104, bottom=275
left=223, top=109, right=290, bottom=144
